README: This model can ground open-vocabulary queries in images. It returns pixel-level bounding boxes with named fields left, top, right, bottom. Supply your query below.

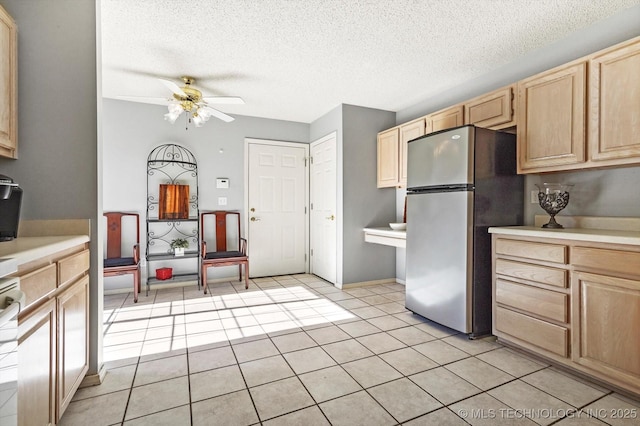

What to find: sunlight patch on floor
left=102, top=286, right=354, bottom=362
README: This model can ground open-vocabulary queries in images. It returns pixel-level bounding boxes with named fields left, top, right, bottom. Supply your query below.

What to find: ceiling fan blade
left=159, top=78, right=187, bottom=97
left=202, top=96, right=245, bottom=105
left=116, top=96, right=171, bottom=106
left=202, top=105, right=235, bottom=122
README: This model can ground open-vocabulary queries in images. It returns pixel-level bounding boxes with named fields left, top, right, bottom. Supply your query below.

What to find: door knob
left=326, top=215, right=335, bottom=220
left=250, top=207, right=255, bottom=212
left=251, top=217, right=260, bottom=221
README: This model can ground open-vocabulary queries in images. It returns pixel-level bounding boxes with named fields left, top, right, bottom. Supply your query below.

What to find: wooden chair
left=200, top=211, right=249, bottom=293
left=103, top=212, right=141, bottom=302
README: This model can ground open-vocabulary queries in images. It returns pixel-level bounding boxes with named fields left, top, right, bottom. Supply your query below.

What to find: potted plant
left=170, top=238, right=189, bottom=256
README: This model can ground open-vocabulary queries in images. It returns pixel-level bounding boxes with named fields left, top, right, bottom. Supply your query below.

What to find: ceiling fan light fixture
left=197, top=107, right=212, bottom=119
left=164, top=103, right=183, bottom=123
left=192, top=113, right=205, bottom=127
left=157, top=77, right=240, bottom=127
left=167, top=102, right=183, bottom=114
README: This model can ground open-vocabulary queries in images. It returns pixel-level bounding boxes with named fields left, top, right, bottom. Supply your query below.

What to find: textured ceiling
left=100, top=0, right=639, bottom=123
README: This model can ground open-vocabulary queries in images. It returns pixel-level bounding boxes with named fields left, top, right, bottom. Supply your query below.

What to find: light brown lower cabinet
left=57, top=275, right=89, bottom=418
left=492, top=233, right=640, bottom=396
left=16, top=243, right=90, bottom=425
left=18, top=299, right=56, bottom=426
left=572, top=271, right=640, bottom=391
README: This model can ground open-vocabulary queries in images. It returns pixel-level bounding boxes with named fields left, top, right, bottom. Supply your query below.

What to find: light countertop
left=363, top=227, right=406, bottom=248
left=488, top=226, right=640, bottom=246
left=363, top=227, right=407, bottom=238
left=0, top=235, right=90, bottom=268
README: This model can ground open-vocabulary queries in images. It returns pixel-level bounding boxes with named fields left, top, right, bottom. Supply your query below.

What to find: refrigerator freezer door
left=407, top=126, right=474, bottom=190
left=405, top=190, right=473, bottom=333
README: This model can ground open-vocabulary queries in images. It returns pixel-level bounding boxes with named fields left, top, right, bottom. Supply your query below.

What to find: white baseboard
left=80, top=364, right=107, bottom=388
left=341, top=278, right=399, bottom=289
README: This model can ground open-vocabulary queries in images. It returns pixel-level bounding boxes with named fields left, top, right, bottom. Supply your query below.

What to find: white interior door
left=310, top=133, right=337, bottom=284
left=246, top=140, right=308, bottom=277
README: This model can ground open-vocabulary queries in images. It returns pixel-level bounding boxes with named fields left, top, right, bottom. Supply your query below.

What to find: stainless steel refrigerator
left=405, top=125, right=523, bottom=337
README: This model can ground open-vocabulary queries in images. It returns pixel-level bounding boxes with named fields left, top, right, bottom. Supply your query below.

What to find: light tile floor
left=60, top=275, right=640, bottom=426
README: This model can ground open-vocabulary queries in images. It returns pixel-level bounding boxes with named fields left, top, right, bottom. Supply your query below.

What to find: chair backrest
left=201, top=211, right=241, bottom=252
left=104, top=212, right=140, bottom=259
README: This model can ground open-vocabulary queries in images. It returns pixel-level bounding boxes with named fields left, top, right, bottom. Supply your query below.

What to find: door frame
left=244, top=138, right=310, bottom=274
left=309, top=131, right=338, bottom=284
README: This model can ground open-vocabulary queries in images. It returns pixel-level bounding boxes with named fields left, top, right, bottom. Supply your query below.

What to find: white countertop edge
left=0, top=235, right=90, bottom=267
left=363, top=227, right=407, bottom=239
left=488, top=226, right=640, bottom=246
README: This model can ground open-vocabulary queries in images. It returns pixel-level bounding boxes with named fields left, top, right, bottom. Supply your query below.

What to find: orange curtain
left=159, top=184, right=189, bottom=219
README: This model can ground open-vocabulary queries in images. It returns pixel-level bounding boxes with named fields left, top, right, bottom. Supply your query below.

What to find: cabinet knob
left=250, top=207, right=255, bottom=212
left=326, top=215, right=335, bottom=220
left=250, top=217, right=260, bottom=221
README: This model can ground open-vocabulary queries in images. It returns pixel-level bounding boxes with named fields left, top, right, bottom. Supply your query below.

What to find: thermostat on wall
left=216, top=178, right=229, bottom=189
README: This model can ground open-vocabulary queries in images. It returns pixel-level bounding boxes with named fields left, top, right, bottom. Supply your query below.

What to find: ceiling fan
left=160, top=76, right=244, bottom=125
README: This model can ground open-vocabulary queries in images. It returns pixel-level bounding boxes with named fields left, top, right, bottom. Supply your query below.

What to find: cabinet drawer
left=496, top=306, right=569, bottom=357
left=496, top=239, right=567, bottom=264
left=572, top=247, right=640, bottom=277
left=495, top=258, right=567, bottom=288
left=496, top=279, right=568, bottom=323
left=58, top=249, right=90, bottom=286
left=20, top=264, right=57, bottom=306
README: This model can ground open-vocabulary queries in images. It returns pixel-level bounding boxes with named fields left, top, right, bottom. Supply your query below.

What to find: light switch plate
left=531, top=190, right=539, bottom=204
left=218, top=197, right=227, bottom=206
left=216, top=178, right=229, bottom=189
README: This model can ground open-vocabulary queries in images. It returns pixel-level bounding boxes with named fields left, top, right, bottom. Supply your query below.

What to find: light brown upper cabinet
left=378, top=36, right=639, bottom=178
left=588, top=38, right=640, bottom=166
left=0, top=5, right=16, bottom=159
left=377, top=127, right=400, bottom=188
left=517, top=36, right=640, bottom=173
left=517, top=61, right=587, bottom=173
left=377, top=119, right=426, bottom=188
left=464, top=86, right=516, bottom=129
left=427, top=105, right=463, bottom=133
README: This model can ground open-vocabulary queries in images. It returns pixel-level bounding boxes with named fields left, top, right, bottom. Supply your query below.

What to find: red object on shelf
left=156, top=267, right=173, bottom=280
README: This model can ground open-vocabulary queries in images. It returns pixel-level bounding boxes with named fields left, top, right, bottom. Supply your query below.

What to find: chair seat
left=204, top=251, right=246, bottom=260
left=104, top=257, right=136, bottom=268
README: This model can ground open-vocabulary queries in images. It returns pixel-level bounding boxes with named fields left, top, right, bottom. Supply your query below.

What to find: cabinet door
left=517, top=62, right=586, bottom=173
left=398, top=119, right=425, bottom=187
left=464, top=86, right=515, bottom=129
left=572, top=271, right=640, bottom=390
left=428, top=105, right=463, bottom=132
left=57, top=276, right=89, bottom=421
left=0, top=6, right=17, bottom=159
left=18, top=299, right=56, bottom=426
left=377, top=127, right=399, bottom=188
left=589, top=38, right=640, bottom=165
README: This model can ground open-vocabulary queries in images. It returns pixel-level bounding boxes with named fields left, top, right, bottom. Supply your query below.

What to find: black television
left=0, top=187, right=22, bottom=241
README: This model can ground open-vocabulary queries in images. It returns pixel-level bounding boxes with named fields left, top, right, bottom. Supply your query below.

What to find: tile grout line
left=90, top=276, right=629, bottom=425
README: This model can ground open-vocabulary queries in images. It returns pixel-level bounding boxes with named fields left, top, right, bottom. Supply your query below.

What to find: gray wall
left=0, top=0, right=101, bottom=374
left=106, top=100, right=400, bottom=288
left=341, top=105, right=396, bottom=284
left=102, top=98, right=309, bottom=289
left=525, top=167, right=640, bottom=222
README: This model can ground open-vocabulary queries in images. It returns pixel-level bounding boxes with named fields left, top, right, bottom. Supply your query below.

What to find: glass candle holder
left=536, top=183, right=574, bottom=229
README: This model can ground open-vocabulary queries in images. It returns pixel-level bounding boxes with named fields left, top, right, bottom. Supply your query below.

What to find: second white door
left=247, top=140, right=308, bottom=277
left=310, top=133, right=337, bottom=284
